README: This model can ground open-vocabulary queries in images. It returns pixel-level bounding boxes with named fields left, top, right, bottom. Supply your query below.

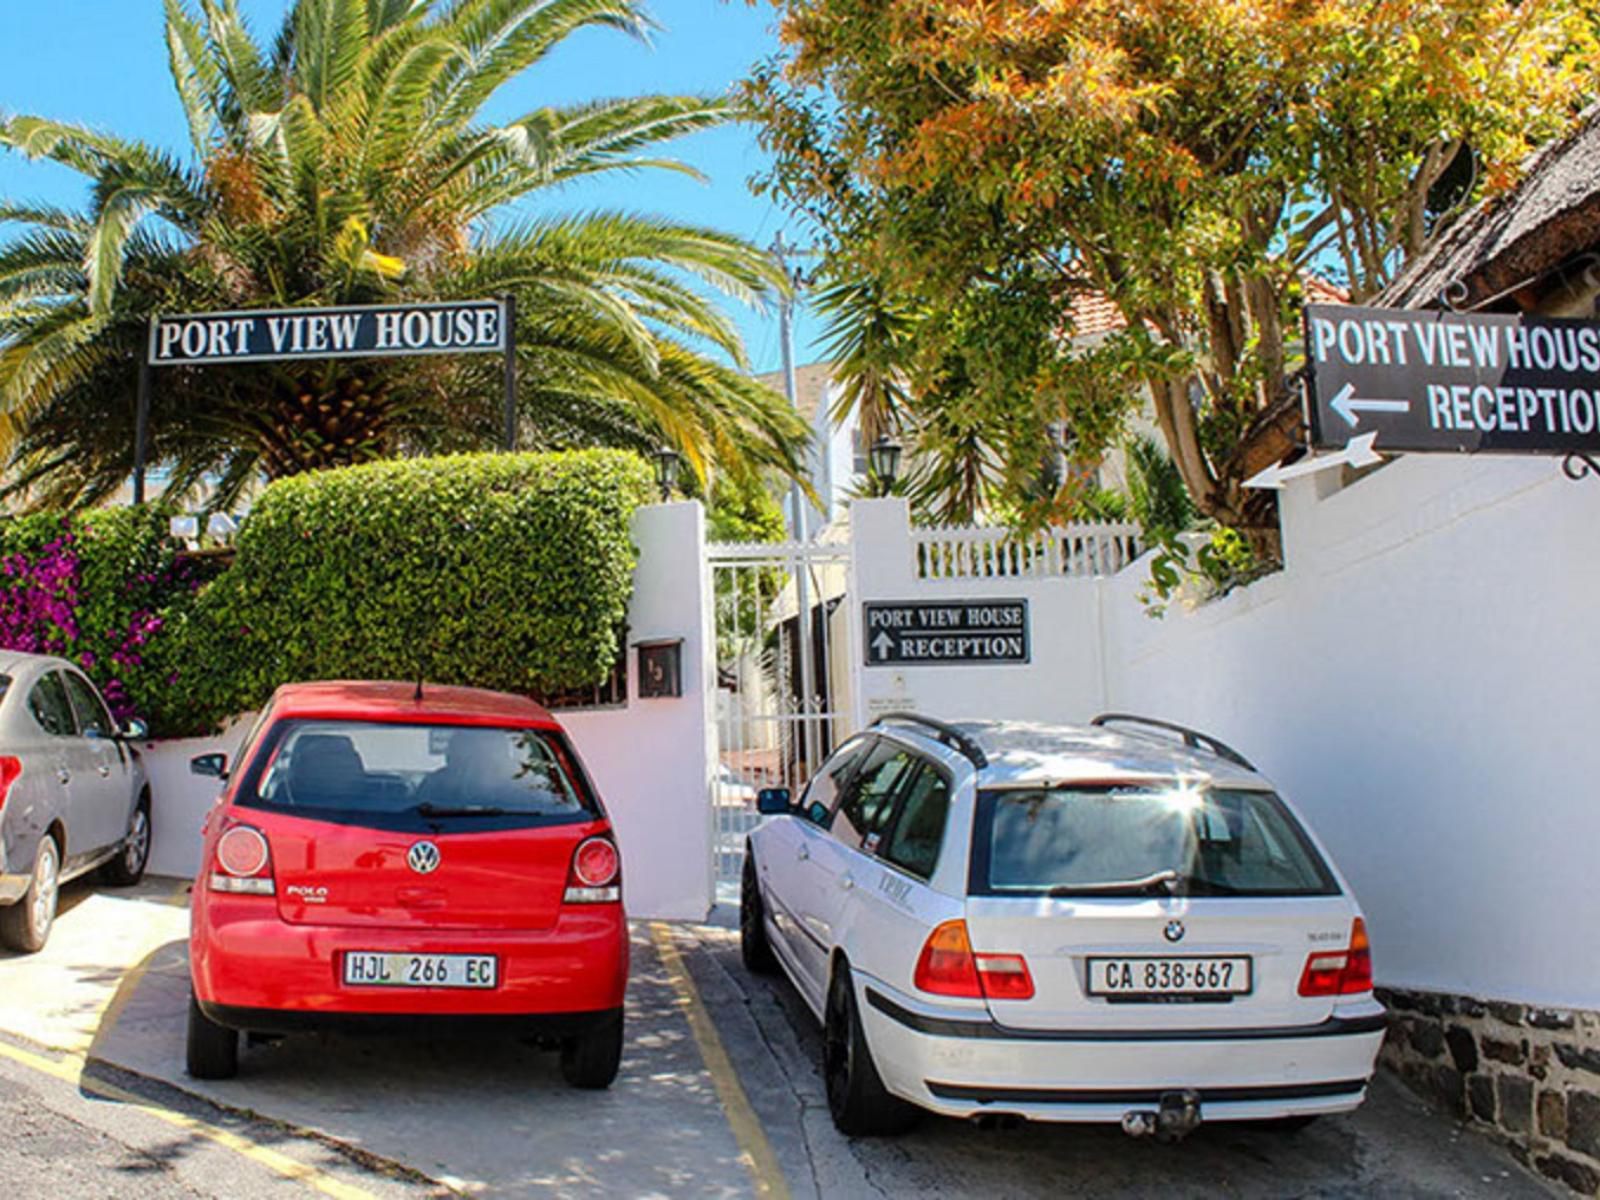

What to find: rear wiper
left=1047, top=868, right=1184, bottom=897
left=414, top=803, right=507, bottom=817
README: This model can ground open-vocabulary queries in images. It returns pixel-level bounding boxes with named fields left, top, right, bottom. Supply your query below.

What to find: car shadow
left=83, top=924, right=764, bottom=1196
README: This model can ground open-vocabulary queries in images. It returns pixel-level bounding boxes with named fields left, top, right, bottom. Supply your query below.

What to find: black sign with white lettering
left=1306, top=303, right=1600, bottom=454
left=148, top=300, right=507, bottom=366
left=864, top=600, right=1030, bottom=666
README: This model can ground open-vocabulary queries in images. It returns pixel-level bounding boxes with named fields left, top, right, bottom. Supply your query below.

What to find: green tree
left=0, top=0, right=807, bottom=507
left=747, top=0, right=1599, bottom=533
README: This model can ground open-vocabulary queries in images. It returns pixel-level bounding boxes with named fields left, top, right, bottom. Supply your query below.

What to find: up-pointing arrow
left=1329, top=381, right=1411, bottom=428
left=1245, top=433, right=1385, bottom=490
left=871, top=631, right=895, bottom=659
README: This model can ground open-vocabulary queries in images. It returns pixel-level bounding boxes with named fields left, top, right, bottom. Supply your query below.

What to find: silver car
left=0, top=651, right=151, bottom=952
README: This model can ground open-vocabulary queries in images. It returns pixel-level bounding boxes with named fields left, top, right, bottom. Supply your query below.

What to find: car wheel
left=186, top=993, right=240, bottom=1080
left=100, top=796, right=151, bottom=887
left=739, top=850, right=777, bottom=974
left=560, top=1010, right=623, bottom=1089
left=0, top=835, right=61, bottom=954
left=823, top=961, right=918, bottom=1137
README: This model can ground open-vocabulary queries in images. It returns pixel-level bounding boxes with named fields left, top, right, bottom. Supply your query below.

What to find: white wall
left=1100, top=456, right=1600, bottom=1010
left=848, top=499, right=1109, bottom=729
left=142, top=501, right=715, bottom=921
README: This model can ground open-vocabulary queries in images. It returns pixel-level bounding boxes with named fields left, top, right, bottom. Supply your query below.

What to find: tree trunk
left=255, top=373, right=394, bottom=478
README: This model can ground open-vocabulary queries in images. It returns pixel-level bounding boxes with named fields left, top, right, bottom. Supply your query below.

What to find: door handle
left=796, top=843, right=810, bottom=862
left=97, top=764, right=111, bottom=777
left=840, top=873, right=854, bottom=891
left=57, top=769, right=70, bottom=785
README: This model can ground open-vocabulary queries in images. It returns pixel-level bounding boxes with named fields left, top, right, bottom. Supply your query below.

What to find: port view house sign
left=1306, top=303, right=1600, bottom=455
left=864, top=600, right=1030, bottom=666
left=148, top=299, right=508, bottom=365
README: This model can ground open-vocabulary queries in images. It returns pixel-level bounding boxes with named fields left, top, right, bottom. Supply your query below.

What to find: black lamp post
left=868, top=434, right=903, bottom=497
left=652, top=445, right=681, bottom=502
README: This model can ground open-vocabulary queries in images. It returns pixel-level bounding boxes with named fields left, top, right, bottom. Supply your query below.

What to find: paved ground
left=0, top=877, right=1558, bottom=1198
left=672, top=916, right=1552, bottom=1200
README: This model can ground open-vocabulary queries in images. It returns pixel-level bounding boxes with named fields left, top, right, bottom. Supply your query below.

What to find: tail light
left=210, top=825, right=275, bottom=895
left=1298, top=917, right=1372, bottom=996
left=0, top=756, right=20, bottom=813
left=914, top=920, right=1034, bottom=1001
left=564, top=835, right=621, bottom=903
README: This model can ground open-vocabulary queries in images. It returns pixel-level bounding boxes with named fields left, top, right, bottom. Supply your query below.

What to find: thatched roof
left=1379, top=104, right=1600, bottom=311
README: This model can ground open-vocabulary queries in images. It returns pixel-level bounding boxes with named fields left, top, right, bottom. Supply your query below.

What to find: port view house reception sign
left=864, top=600, right=1030, bottom=666
left=149, top=299, right=508, bottom=365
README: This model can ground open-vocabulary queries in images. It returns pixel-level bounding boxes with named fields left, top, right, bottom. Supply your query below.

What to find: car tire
left=739, top=850, right=777, bottom=974
left=560, top=1010, right=623, bottom=1089
left=186, top=993, right=240, bottom=1080
left=0, top=835, right=61, bottom=954
left=824, top=961, right=918, bottom=1137
left=100, top=795, right=152, bottom=887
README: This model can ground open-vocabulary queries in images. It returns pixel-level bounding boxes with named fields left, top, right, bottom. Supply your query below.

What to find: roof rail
left=872, top=712, right=989, bottom=770
left=1089, top=713, right=1255, bottom=771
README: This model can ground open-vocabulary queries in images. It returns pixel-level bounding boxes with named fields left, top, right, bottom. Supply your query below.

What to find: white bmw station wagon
left=741, top=713, right=1385, bottom=1138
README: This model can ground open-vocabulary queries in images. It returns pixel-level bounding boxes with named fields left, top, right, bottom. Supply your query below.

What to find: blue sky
left=0, top=0, right=822, bottom=373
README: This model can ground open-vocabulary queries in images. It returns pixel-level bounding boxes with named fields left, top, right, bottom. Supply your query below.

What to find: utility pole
left=772, top=231, right=821, bottom=774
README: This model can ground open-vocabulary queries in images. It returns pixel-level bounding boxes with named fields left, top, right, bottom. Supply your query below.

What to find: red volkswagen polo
left=186, top=682, right=627, bottom=1087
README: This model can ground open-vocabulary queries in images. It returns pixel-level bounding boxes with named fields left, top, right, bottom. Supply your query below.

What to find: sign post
left=1304, top=303, right=1600, bottom=456
left=863, top=600, right=1030, bottom=667
left=135, top=299, right=515, bottom=501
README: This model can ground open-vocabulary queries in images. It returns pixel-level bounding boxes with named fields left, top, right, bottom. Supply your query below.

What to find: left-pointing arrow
left=1329, top=382, right=1411, bottom=428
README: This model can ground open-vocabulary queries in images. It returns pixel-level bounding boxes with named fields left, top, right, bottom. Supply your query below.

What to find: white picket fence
left=912, top=522, right=1143, bottom=580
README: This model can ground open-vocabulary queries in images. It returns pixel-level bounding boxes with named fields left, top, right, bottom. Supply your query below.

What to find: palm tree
left=0, top=0, right=806, bottom=507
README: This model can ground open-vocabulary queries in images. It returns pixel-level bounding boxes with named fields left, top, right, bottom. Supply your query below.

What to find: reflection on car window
left=882, top=767, right=950, bottom=880
left=975, top=785, right=1336, bottom=897
left=28, top=672, right=76, bottom=737
left=62, top=672, right=112, bottom=737
left=833, top=743, right=916, bottom=851
left=248, top=720, right=593, bottom=829
left=797, top=738, right=869, bottom=822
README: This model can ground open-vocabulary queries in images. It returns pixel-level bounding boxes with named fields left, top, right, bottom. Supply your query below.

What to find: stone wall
left=1380, top=987, right=1600, bottom=1196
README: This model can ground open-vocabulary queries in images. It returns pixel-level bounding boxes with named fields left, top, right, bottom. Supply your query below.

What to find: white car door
left=794, top=740, right=922, bottom=1001
left=757, top=737, right=873, bottom=1005
left=843, top=760, right=961, bottom=996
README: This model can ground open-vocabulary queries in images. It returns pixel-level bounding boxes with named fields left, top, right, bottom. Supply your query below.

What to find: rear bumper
left=190, top=895, right=629, bottom=1019
left=200, top=1000, right=621, bottom=1039
left=857, top=974, right=1385, bottom=1124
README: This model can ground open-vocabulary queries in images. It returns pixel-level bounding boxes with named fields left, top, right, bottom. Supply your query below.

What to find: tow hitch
left=1121, top=1090, right=1202, bottom=1142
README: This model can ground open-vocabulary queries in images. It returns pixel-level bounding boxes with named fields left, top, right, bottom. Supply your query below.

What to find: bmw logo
left=1163, top=919, right=1185, bottom=943
left=407, top=841, right=441, bottom=874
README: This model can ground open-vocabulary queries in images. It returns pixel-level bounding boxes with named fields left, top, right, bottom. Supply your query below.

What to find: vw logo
left=407, top=841, right=441, bottom=875
left=1163, top=919, right=1186, bottom=944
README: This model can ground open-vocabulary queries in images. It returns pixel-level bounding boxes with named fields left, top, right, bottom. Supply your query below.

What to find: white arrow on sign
left=1244, top=432, right=1384, bottom=490
left=871, top=631, right=895, bottom=659
left=1329, top=381, right=1410, bottom=428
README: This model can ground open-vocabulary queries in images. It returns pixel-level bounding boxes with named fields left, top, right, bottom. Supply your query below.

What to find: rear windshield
left=235, top=719, right=598, bottom=832
left=971, top=784, right=1338, bottom=898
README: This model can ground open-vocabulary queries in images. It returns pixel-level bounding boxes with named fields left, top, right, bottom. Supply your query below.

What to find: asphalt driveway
left=0, top=881, right=1557, bottom=1198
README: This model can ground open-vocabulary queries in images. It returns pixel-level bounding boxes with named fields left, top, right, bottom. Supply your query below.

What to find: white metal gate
left=708, top=538, right=852, bottom=903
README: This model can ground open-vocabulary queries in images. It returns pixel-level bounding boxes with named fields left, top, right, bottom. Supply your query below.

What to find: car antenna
left=414, top=672, right=424, bottom=701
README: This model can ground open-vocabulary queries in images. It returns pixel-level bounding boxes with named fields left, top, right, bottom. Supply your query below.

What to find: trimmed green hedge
left=166, top=450, right=651, bottom=731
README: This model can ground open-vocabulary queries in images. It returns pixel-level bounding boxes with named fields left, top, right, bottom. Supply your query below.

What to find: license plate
left=342, top=952, right=498, bottom=989
left=1087, top=956, right=1252, bottom=997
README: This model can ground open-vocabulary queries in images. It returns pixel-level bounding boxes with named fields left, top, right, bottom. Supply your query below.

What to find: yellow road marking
left=0, top=1038, right=381, bottom=1200
left=650, top=922, right=791, bottom=1200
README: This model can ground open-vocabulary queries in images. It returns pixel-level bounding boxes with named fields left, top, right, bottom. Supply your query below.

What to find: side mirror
left=756, top=787, right=791, bottom=816
left=190, top=753, right=228, bottom=780
left=119, top=718, right=149, bottom=741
